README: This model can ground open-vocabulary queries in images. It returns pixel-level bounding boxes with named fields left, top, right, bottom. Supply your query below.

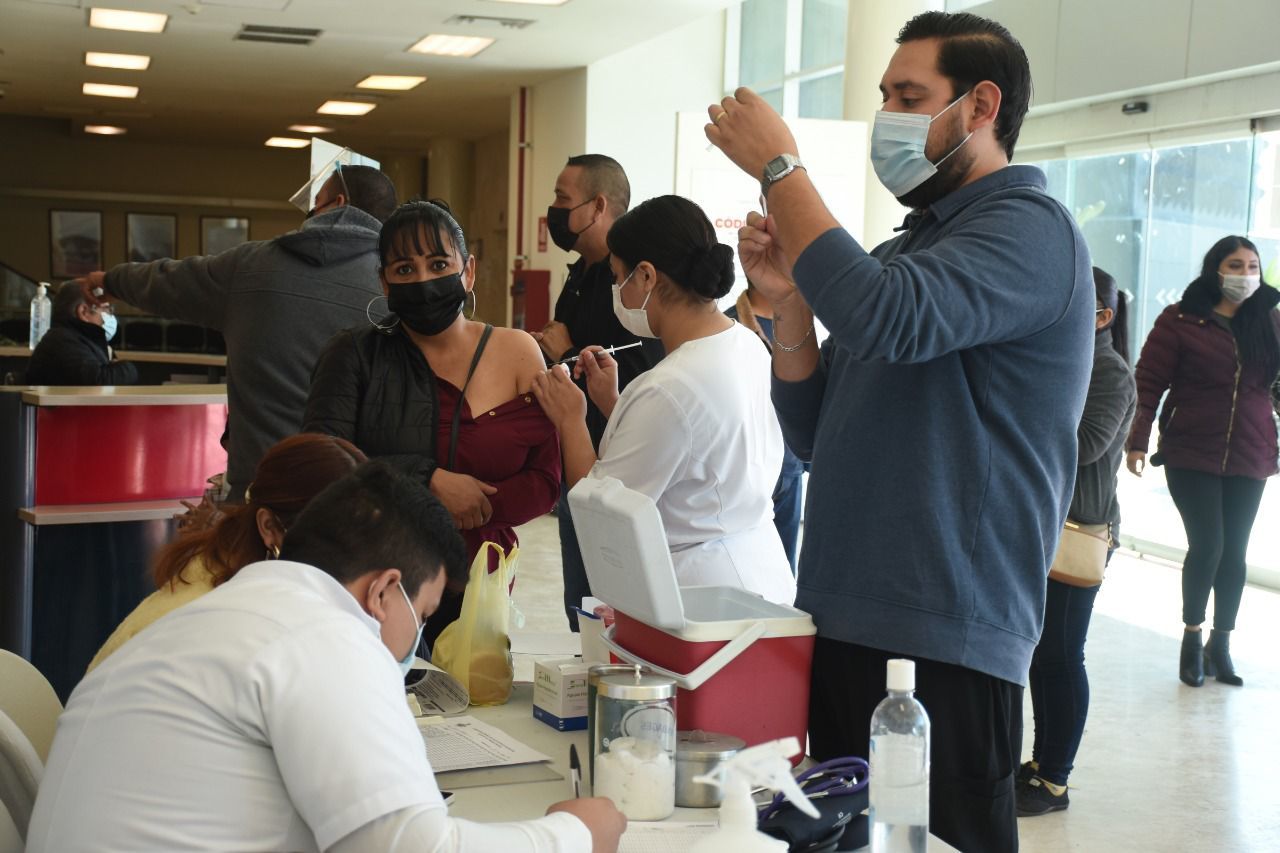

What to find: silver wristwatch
left=761, top=153, right=805, bottom=197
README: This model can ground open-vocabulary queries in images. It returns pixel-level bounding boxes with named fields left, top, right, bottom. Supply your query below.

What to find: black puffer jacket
left=303, top=322, right=440, bottom=484
left=26, top=320, right=139, bottom=386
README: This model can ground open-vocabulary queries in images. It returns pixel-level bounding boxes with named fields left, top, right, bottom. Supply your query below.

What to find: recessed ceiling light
left=265, top=137, right=310, bottom=148
left=83, top=82, right=139, bottom=99
left=357, top=75, right=427, bottom=91
left=407, top=34, right=495, bottom=58
left=85, top=51, right=152, bottom=71
left=88, top=8, right=169, bottom=33
left=289, top=124, right=334, bottom=134
left=317, top=100, right=377, bottom=116
left=85, top=124, right=127, bottom=136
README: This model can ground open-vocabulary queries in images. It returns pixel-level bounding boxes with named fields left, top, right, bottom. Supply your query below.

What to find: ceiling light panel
left=357, top=75, right=426, bottom=91
left=85, top=125, right=127, bottom=135
left=289, top=124, right=333, bottom=134
left=317, top=100, right=376, bottom=116
left=88, top=8, right=169, bottom=33
left=85, top=51, right=151, bottom=70
left=407, top=34, right=495, bottom=58
left=83, top=82, right=139, bottom=98
left=265, top=137, right=310, bottom=148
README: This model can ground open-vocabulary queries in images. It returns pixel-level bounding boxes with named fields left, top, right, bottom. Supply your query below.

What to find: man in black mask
left=537, top=154, right=664, bottom=630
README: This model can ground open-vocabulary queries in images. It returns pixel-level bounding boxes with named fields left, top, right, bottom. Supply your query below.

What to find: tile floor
left=509, top=514, right=1280, bottom=853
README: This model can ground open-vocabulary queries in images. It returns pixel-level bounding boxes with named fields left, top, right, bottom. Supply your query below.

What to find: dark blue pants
left=558, top=486, right=591, bottom=632
left=1165, top=466, right=1265, bottom=631
left=772, top=468, right=804, bottom=574
left=1027, top=565, right=1105, bottom=786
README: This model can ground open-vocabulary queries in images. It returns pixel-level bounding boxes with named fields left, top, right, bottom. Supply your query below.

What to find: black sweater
left=25, top=320, right=139, bottom=386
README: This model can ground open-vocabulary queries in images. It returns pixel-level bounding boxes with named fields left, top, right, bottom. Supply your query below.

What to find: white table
left=448, top=683, right=959, bottom=851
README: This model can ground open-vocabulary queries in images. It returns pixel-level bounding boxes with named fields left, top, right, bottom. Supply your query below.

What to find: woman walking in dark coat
left=1126, top=236, right=1280, bottom=687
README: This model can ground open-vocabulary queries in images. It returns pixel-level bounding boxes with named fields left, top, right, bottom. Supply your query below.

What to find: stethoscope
left=757, top=755, right=870, bottom=822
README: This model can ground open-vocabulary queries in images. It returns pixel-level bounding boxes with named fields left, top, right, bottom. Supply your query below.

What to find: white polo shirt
left=26, top=560, right=588, bottom=852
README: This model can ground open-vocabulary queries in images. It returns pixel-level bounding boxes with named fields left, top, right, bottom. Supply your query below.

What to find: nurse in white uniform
left=533, top=195, right=795, bottom=605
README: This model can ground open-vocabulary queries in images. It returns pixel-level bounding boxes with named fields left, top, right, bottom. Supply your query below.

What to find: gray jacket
left=105, top=206, right=384, bottom=497
left=1068, top=332, right=1136, bottom=530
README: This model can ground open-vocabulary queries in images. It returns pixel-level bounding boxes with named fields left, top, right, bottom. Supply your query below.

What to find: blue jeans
left=558, top=486, right=591, bottom=632
left=1027, top=558, right=1107, bottom=786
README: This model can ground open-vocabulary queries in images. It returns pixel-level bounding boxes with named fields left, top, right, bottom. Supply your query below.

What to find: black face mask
left=387, top=273, right=466, bottom=336
left=546, top=199, right=595, bottom=252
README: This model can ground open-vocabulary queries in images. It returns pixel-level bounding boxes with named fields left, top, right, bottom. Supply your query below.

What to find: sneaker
left=1017, top=761, right=1037, bottom=784
left=1016, top=775, right=1069, bottom=817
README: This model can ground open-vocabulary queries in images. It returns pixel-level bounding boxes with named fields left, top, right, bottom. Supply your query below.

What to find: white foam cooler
left=569, top=477, right=816, bottom=752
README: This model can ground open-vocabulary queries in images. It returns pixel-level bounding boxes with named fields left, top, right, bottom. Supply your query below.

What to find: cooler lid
left=567, top=476, right=685, bottom=630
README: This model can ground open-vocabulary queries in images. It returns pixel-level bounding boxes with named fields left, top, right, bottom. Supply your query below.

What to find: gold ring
left=713, top=110, right=727, bottom=125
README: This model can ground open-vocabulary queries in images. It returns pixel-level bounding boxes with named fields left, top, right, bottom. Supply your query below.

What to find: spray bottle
left=688, top=737, right=818, bottom=853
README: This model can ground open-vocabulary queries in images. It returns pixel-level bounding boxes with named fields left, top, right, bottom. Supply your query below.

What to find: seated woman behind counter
left=88, top=433, right=367, bottom=672
left=305, top=200, right=560, bottom=648
left=533, top=195, right=795, bottom=605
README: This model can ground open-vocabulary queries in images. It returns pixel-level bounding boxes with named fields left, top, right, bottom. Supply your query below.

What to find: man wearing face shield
left=538, top=154, right=664, bottom=630
left=25, top=281, right=138, bottom=385
left=77, top=165, right=396, bottom=503
left=707, top=11, right=1093, bottom=853
left=28, top=462, right=626, bottom=853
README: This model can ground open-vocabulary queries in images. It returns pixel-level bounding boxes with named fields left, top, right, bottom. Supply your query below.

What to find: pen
left=557, top=342, right=643, bottom=365
left=569, top=744, right=582, bottom=798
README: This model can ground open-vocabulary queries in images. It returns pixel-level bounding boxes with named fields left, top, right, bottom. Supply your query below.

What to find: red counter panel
left=34, top=404, right=227, bottom=505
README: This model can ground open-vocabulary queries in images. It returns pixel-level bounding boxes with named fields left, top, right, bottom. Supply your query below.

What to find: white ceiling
left=0, top=0, right=735, bottom=150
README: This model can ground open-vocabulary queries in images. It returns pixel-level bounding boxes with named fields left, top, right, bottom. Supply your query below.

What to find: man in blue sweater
left=707, top=11, right=1093, bottom=852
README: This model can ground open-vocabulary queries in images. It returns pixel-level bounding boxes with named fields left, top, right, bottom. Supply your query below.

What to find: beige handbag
left=1048, top=520, right=1110, bottom=587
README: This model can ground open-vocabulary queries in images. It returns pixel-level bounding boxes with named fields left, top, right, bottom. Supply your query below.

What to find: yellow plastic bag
left=432, top=542, right=517, bottom=707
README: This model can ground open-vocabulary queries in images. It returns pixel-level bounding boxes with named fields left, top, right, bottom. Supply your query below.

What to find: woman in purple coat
left=1126, top=236, right=1280, bottom=687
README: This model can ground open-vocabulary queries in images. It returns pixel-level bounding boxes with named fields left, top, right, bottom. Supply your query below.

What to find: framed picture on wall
left=200, top=216, right=250, bottom=255
left=50, top=210, right=102, bottom=278
left=127, top=213, right=177, bottom=262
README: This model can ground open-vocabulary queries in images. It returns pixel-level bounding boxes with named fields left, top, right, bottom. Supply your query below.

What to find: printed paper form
left=619, top=821, right=717, bottom=852
left=417, top=715, right=552, bottom=773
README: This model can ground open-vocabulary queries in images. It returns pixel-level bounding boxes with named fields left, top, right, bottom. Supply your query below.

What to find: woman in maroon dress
left=304, top=200, right=560, bottom=648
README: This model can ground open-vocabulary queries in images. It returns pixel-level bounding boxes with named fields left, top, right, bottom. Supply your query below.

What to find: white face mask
left=870, top=91, right=973, bottom=198
left=611, top=268, right=656, bottom=339
left=1220, top=274, right=1260, bottom=304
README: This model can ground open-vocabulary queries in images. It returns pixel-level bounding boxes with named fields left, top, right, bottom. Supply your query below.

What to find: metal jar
left=675, top=730, right=746, bottom=807
left=586, top=664, right=637, bottom=787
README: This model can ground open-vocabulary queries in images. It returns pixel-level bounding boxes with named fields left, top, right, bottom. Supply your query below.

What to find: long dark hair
left=606, top=195, right=735, bottom=304
left=1178, top=235, right=1280, bottom=378
left=1093, top=266, right=1130, bottom=365
left=152, top=434, right=366, bottom=589
left=378, top=199, right=468, bottom=269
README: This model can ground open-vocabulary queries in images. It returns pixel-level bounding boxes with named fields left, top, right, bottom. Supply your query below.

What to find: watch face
left=767, top=155, right=789, bottom=176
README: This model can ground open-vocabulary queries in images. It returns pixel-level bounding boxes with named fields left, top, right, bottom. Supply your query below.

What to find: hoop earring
left=465, top=290, right=477, bottom=320
left=366, top=295, right=399, bottom=331
left=267, top=544, right=280, bottom=560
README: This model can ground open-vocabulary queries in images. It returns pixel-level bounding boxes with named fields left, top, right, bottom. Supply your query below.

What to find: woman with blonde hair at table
left=87, top=432, right=366, bottom=672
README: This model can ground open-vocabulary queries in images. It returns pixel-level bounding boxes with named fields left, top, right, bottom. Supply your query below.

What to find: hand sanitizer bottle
left=29, top=282, right=52, bottom=350
left=870, top=659, right=930, bottom=853
left=689, top=737, right=818, bottom=853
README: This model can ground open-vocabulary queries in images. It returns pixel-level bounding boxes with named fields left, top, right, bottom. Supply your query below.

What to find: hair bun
left=686, top=242, right=735, bottom=300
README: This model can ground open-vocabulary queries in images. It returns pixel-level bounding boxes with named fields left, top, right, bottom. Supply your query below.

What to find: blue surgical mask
left=395, top=582, right=424, bottom=677
left=870, top=91, right=973, bottom=198
left=101, top=312, right=118, bottom=341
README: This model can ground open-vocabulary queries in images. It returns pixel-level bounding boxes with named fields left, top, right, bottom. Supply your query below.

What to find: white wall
left=585, top=12, right=728, bottom=207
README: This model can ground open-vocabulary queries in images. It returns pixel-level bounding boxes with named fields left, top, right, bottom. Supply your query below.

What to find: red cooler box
left=569, top=477, right=816, bottom=753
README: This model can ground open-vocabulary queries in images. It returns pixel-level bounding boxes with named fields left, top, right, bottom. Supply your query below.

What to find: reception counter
left=0, top=384, right=227, bottom=698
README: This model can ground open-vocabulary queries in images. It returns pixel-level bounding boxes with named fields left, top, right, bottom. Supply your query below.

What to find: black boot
left=1204, top=629, right=1244, bottom=686
left=1179, top=630, right=1204, bottom=687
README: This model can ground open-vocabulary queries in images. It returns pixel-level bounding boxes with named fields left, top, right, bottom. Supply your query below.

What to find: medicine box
left=532, top=658, right=589, bottom=731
